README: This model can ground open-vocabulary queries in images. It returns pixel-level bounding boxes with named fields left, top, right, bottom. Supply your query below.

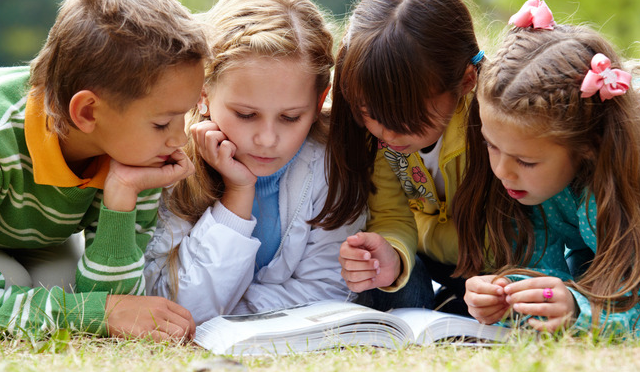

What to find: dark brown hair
left=454, top=24, right=640, bottom=320
left=29, top=0, right=209, bottom=136
left=311, top=0, right=481, bottom=229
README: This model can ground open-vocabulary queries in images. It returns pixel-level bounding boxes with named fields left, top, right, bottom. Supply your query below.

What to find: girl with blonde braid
left=143, top=0, right=365, bottom=325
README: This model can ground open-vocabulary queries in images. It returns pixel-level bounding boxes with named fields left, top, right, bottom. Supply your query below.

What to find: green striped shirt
left=0, top=66, right=161, bottom=336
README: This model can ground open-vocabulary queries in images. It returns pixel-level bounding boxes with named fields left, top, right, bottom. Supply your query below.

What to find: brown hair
left=165, top=0, right=334, bottom=225
left=29, top=0, right=209, bottom=136
left=311, top=0, right=482, bottom=229
left=454, top=24, right=640, bottom=321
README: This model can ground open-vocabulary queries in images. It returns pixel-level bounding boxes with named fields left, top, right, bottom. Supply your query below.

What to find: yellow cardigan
left=367, top=98, right=468, bottom=291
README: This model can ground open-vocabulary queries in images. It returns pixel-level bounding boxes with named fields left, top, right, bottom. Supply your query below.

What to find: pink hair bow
left=509, top=0, right=555, bottom=30
left=580, top=53, right=632, bottom=101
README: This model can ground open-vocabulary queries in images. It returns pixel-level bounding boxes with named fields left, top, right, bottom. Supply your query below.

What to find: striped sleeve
left=76, top=188, right=160, bottom=296
left=0, top=273, right=108, bottom=337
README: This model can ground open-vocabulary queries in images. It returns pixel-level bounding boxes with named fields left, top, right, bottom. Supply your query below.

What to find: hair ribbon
left=471, top=50, right=485, bottom=65
left=580, top=53, right=631, bottom=101
left=509, top=0, right=555, bottom=30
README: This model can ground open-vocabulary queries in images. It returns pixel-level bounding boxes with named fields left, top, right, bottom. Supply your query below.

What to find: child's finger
left=217, top=139, right=237, bottom=161
left=493, top=277, right=511, bottom=287
left=505, top=288, right=546, bottom=304
left=164, top=299, right=196, bottom=337
left=503, top=276, right=563, bottom=295
left=469, top=304, right=510, bottom=325
left=465, top=291, right=506, bottom=308
left=342, top=267, right=378, bottom=283
left=339, top=243, right=372, bottom=261
left=345, top=233, right=365, bottom=246
left=340, top=257, right=379, bottom=272
left=466, top=276, right=504, bottom=296
left=345, top=278, right=377, bottom=293
left=349, top=232, right=387, bottom=252
left=511, top=295, right=573, bottom=318
left=511, top=301, right=553, bottom=317
left=190, top=120, right=219, bottom=135
left=201, top=130, right=227, bottom=157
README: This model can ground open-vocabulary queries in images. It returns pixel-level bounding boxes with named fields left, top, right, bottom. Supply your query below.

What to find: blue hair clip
left=471, top=50, right=485, bottom=65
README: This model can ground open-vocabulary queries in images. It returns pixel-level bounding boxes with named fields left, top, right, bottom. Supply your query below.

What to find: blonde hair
left=165, top=0, right=334, bottom=226
left=454, top=24, right=640, bottom=328
left=29, top=0, right=209, bottom=136
left=162, top=0, right=334, bottom=301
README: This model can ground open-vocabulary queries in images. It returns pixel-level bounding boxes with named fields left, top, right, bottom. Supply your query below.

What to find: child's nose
left=380, top=128, right=398, bottom=144
left=168, top=124, right=188, bottom=148
left=254, top=121, right=277, bottom=147
left=493, top=157, right=516, bottom=181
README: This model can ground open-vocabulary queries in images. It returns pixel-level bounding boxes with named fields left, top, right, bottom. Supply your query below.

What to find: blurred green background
left=0, top=0, right=638, bottom=67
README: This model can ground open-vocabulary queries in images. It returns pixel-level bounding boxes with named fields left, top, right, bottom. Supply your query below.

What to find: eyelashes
left=154, top=123, right=170, bottom=131
left=484, top=141, right=537, bottom=168
left=235, top=112, right=301, bottom=123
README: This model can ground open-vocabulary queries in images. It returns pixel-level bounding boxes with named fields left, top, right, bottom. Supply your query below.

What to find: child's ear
left=460, top=64, right=478, bottom=96
left=317, top=85, right=330, bottom=113
left=69, top=90, right=98, bottom=133
left=197, top=89, right=209, bottom=116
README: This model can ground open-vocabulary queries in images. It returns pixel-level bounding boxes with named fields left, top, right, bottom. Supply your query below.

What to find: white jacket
left=143, top=139, right=365, bottom=325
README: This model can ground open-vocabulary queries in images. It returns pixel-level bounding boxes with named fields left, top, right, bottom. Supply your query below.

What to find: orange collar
left=24, top=93, right=109, bottom=189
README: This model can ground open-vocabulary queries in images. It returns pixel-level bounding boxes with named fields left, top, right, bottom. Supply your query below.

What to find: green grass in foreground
left=1, top=333, right=640, bottom=372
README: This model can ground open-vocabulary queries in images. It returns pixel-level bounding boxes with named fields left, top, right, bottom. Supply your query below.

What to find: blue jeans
left=355, top=254, right=470, bottom=317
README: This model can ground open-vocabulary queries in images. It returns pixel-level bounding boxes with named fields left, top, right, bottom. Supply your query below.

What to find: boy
left=0, top=0, right=208, bottom=340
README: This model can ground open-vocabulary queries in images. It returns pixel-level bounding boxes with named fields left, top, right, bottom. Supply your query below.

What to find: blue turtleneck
left=252, top=148, right=301, bottom=271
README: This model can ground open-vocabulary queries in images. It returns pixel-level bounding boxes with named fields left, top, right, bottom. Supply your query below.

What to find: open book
left=194, top=300, right=511, bottom=355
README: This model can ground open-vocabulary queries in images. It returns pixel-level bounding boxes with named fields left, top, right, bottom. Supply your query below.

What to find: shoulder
left=0, top=66, right=31, bottom=109
left=288, top=138, right=326, bottom=175
left=281, top=139, right=328, bottom=202
left=299, top=137, right=326, bottom=162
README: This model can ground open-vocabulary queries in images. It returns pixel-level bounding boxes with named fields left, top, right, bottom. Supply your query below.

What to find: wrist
left=103, top=184, right=138, bottom=212
left=220, top=184, right=255, bottom=220
left=103, top=188, right=138, bottom=212
left=393, top=251, right=403, bottom=282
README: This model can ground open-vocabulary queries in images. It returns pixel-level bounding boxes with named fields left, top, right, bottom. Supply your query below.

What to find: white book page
left=389, top=308, right=510, bottom=345
left=195, top=300, right=408, bottom=353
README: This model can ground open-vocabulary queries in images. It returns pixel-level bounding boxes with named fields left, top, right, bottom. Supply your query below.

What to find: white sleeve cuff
left=209, top=202, right=257, bottom=237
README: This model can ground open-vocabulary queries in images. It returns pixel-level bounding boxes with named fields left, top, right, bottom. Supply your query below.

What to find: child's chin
left=144, top=160, right=170, bottom=168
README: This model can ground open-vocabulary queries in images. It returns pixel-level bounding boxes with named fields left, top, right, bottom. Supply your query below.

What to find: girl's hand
left=464, top=275, right=511, bottom=324
left=338, top=232, right=401, bottom=292
left=103, top=149, right=194, bottom=212
left=190, top=120, right=256, bottom=188
left=504, top=276, right=576, bottom=332
left=190, top=121, right=256, bottom=219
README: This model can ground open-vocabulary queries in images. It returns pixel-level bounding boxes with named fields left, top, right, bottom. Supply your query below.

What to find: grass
left=2, top=334, right=640, bottom=372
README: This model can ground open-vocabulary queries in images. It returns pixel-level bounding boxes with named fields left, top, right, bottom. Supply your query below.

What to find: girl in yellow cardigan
left=311, top=0, right=482, bottom=314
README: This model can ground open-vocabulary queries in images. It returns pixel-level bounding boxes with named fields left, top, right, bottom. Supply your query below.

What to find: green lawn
left=2, top=334, right=640, bottom=372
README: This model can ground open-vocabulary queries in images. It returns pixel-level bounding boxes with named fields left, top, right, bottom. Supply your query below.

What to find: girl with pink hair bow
left=454, top=1, right=640, bottom=337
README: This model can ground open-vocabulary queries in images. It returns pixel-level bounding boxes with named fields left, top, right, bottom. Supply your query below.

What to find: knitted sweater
left=0, top=66, right=160, bottom=336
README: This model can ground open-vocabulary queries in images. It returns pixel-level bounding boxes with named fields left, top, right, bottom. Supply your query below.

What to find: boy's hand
left=105, top=295, right=196, bottom=342
left=504, top=276, right=576, bottom=332
left=464, top=275, right=510, bottom=324
left=338, top=232, right=401, bottom=292
left=104, top=149, right=195, bottom=212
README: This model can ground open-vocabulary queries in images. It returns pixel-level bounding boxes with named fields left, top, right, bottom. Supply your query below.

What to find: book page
left=389, top=308, right=510, bottom=345
left=195, top=300, right=412, bottom=354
